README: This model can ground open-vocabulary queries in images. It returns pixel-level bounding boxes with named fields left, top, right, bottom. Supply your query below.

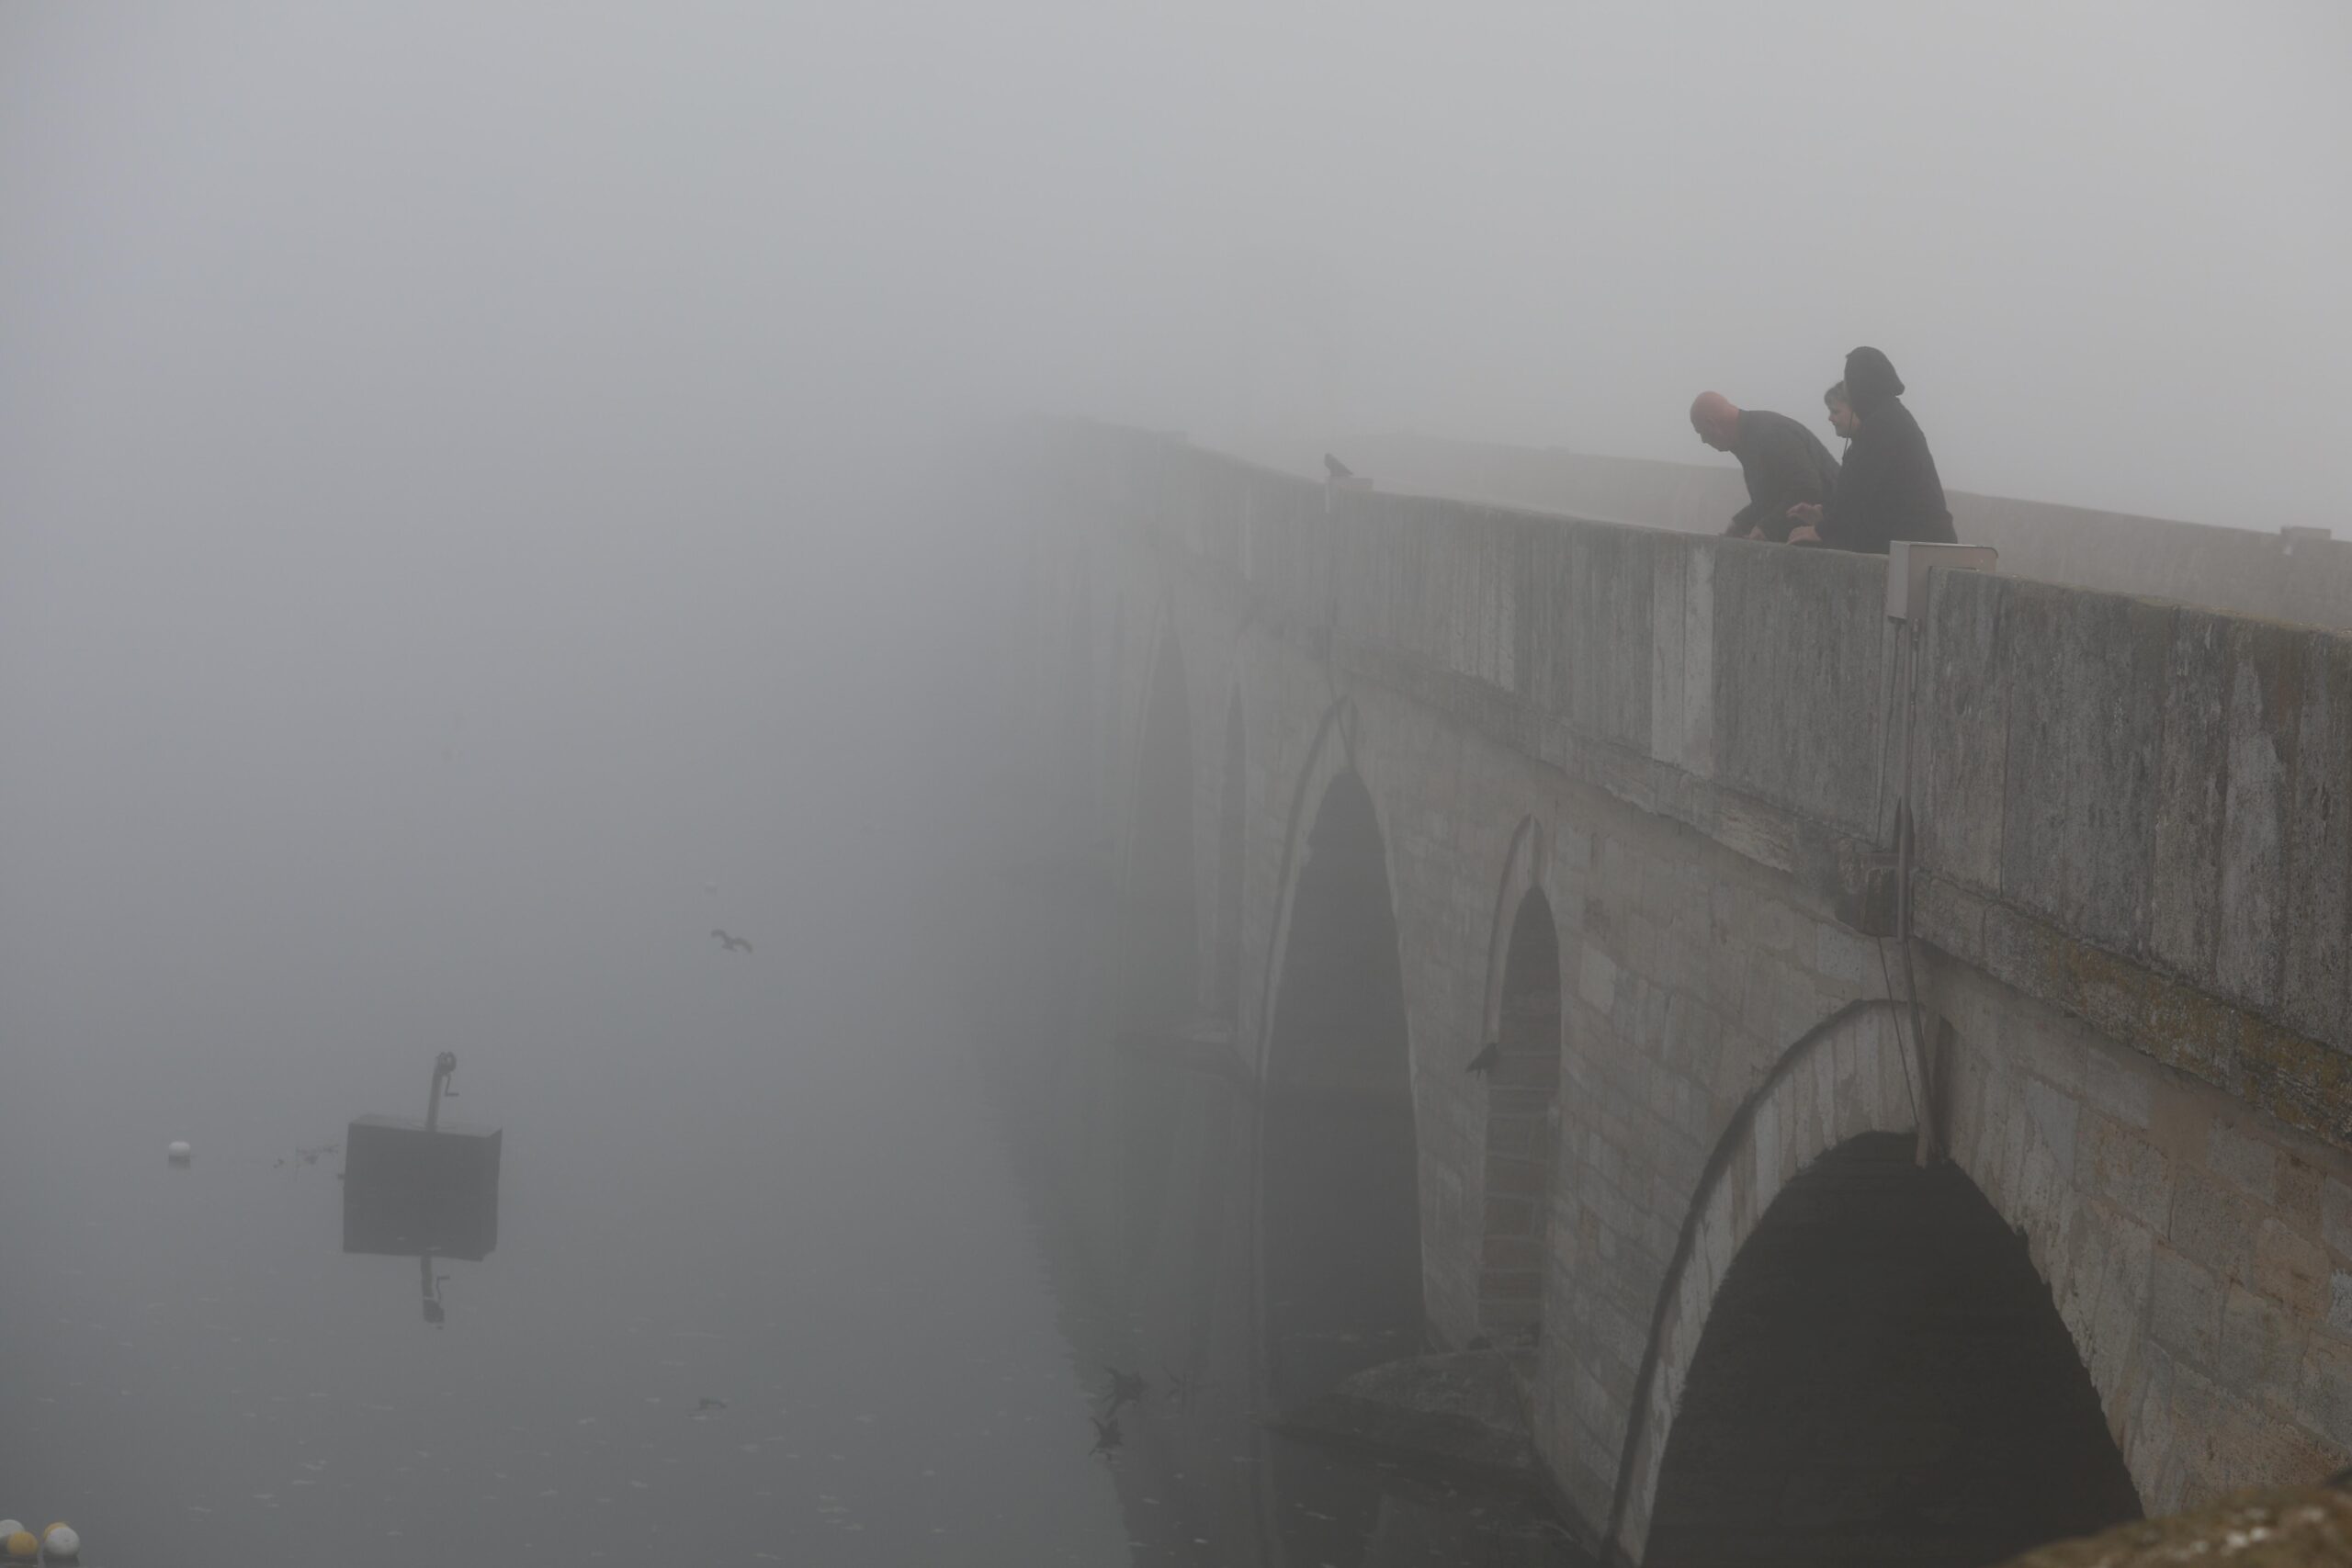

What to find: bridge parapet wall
left=1044, top=424, right=2351, bottom=1146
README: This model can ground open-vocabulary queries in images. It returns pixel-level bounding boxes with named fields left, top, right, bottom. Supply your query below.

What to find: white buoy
left=41, top=1522, right=79, bottom=1562
left=0, top=1522, right=19, bottom=1540
left=167, top=1140, right=193, bottom=1166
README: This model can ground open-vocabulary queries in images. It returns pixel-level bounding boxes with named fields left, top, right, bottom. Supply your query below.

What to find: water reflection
left=417, top=1255, right=450, bottom=1327
left=0, top=995, right=1136, bottom=1564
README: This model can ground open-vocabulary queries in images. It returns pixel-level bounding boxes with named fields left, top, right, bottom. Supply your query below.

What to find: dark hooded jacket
left=1817, top=347, right=1953, bottom=553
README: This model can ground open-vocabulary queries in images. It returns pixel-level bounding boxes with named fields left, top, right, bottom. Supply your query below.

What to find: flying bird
left=1464, top=1040, right=1501, bottom=1076
left=711, top=930, right=752, bottom=954
left=1323, top=453, right=1354, bottom=480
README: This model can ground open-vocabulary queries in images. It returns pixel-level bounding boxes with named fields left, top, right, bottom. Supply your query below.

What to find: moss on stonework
left=1997, top=1488, right=2352, bottom=1566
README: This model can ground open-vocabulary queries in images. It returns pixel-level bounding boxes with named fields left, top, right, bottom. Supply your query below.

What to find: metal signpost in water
left=343, top=1053, right=504, bottom=1323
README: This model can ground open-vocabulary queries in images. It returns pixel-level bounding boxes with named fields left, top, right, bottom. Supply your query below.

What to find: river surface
left=0, top=953, right=1586, bottom=1568
left=0, top=980, right=1138, bottom=1566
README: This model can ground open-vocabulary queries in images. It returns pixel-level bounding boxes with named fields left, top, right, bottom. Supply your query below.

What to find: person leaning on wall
left=1688, top=390, right=1842, bottom=543
left=1785, top=346, right=1954, bottom=553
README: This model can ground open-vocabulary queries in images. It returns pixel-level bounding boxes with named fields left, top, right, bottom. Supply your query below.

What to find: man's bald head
left=1690, top=391, right=1741, bottom=451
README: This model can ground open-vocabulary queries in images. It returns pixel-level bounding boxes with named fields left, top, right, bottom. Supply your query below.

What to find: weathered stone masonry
left=1016, top=423, right=2352, bottom=1562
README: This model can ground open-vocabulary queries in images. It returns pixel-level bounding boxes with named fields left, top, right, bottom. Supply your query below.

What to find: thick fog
left=8, top=5, right=2348, bottom=541
left=0, top=5, right=2346, bottom=1562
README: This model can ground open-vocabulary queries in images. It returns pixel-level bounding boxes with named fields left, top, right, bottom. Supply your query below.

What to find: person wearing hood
left=1786, top=347, right=1953, bottom=552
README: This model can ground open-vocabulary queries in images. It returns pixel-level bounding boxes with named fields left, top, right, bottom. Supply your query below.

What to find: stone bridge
left=982, top=421, right=2352, bottom=1566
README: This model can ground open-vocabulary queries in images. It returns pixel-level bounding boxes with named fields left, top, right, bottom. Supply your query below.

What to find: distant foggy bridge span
left=997, top=421, right=2352, bottom=1565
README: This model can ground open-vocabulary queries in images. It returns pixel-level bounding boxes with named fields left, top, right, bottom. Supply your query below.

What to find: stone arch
left=1064, top=558, right=1096, bottom=821
left=1250, top=696, right=1362, bottom=1076
left=1474, top=819, right=1561, bottom=1337
left=1212, top=684, right=1246, bottom=1027
left=1258, top=751, right=1422, bottom=1405
left=1608, top=1004, right=2143, bottom=1564
left=1120, top=613, right=1197, bottom=1025
left=1101, top=592, right=1124, bottom=836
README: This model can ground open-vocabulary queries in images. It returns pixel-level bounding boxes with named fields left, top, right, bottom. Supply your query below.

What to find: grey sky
left=6, top=2, right=2348, bottom=538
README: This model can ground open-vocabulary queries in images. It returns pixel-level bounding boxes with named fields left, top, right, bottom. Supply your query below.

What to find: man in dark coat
left=1689, top=391, right=1842, bottom=542
left=1787, top=347, right=1954, bottom=552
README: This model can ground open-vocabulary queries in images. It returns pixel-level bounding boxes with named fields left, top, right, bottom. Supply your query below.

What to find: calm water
left=0, top=946, right=1585, bottom=1568
left=0, top=991, right=1135, bottom=1567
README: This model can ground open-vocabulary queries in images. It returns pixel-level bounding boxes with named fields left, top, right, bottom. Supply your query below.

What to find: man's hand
left=1785, top=502, right=1824, bottom=526
left=1786, top=524, right=1822, bottom=545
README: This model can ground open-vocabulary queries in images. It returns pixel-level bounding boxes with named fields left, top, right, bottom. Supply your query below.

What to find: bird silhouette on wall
left=1323, top=453, right=1354, bottom=480
left=1464, top=1041, right=1501, bottom=1076
left=711, top=930, right=752, bottom=954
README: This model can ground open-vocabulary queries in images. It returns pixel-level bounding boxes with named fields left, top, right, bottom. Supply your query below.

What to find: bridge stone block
left=2255, top=1219, right=2332, bottom=1318
left=2152, top=609, right=2233, bottom=979
left=2091, top=1216, right=2156, bottom=1406
left=2282, top=630, right=2351, bottom=1045
left=2154, top=1243, right=2225, bottom=1365
left=2086, top=1046, right=2157, bottom=1131
left=2217, top=623, right=2297, bottom=1012
left=2220, top=1280, right=2304, bottom=1391
left=1919, top=566, right=2010, bottom=890
left=2132, top=1350, right=2184, bottom=1505
left=1997, top=581, right=2170, bottom=955
left=2209, top=1120, right=2283, bottom=1203
left=1712, top=545, right=1889, bottom=837
left=2025, top=1076, right=2081, bottom=1170
left=2325, top=1177, right=2352, bottom=1259
left=2173, top=1163, right=2265, bottom=1283
left=2018, top=1136, right=2069, bottom=1238
left=2298, top=1333, right=2352, bottom=1450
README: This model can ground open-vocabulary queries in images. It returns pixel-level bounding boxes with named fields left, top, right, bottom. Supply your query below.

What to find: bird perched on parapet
left=711, top=930, right=752, bottom=954
left=1464, top=1041, right=1501, bottom=1076
left=1323, top=453, right=1354, bottom=480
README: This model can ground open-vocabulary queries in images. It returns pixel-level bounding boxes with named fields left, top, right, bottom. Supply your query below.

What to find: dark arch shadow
left=1643, top=1132, right=2141, bottom=1568
left=1112, top=624, right=1196, bottom=1268
left=1213, top=687, right=1246, bottom=1025
left=1261, top=769, right=1423, bottom=1406
left=1124, top=626, right=1197, bottom=1024
left=1479, top=886, right=1560, bottom=1338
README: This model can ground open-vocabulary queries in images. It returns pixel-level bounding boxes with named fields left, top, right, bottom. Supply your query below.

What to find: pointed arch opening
left=1213, top=689, right=1246, bottom=1026
left=1479, top=887, right=1560, bottom=1337
left=1122, top=627, right=1196, bottom=1025
left=1643, top=1132, right=2140, bottom=1568
left=1261, top=769, right=1422, bottom=1404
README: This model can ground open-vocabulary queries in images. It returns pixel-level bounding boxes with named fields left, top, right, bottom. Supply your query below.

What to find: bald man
left=1689, top=391, right=1842, bottom=542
